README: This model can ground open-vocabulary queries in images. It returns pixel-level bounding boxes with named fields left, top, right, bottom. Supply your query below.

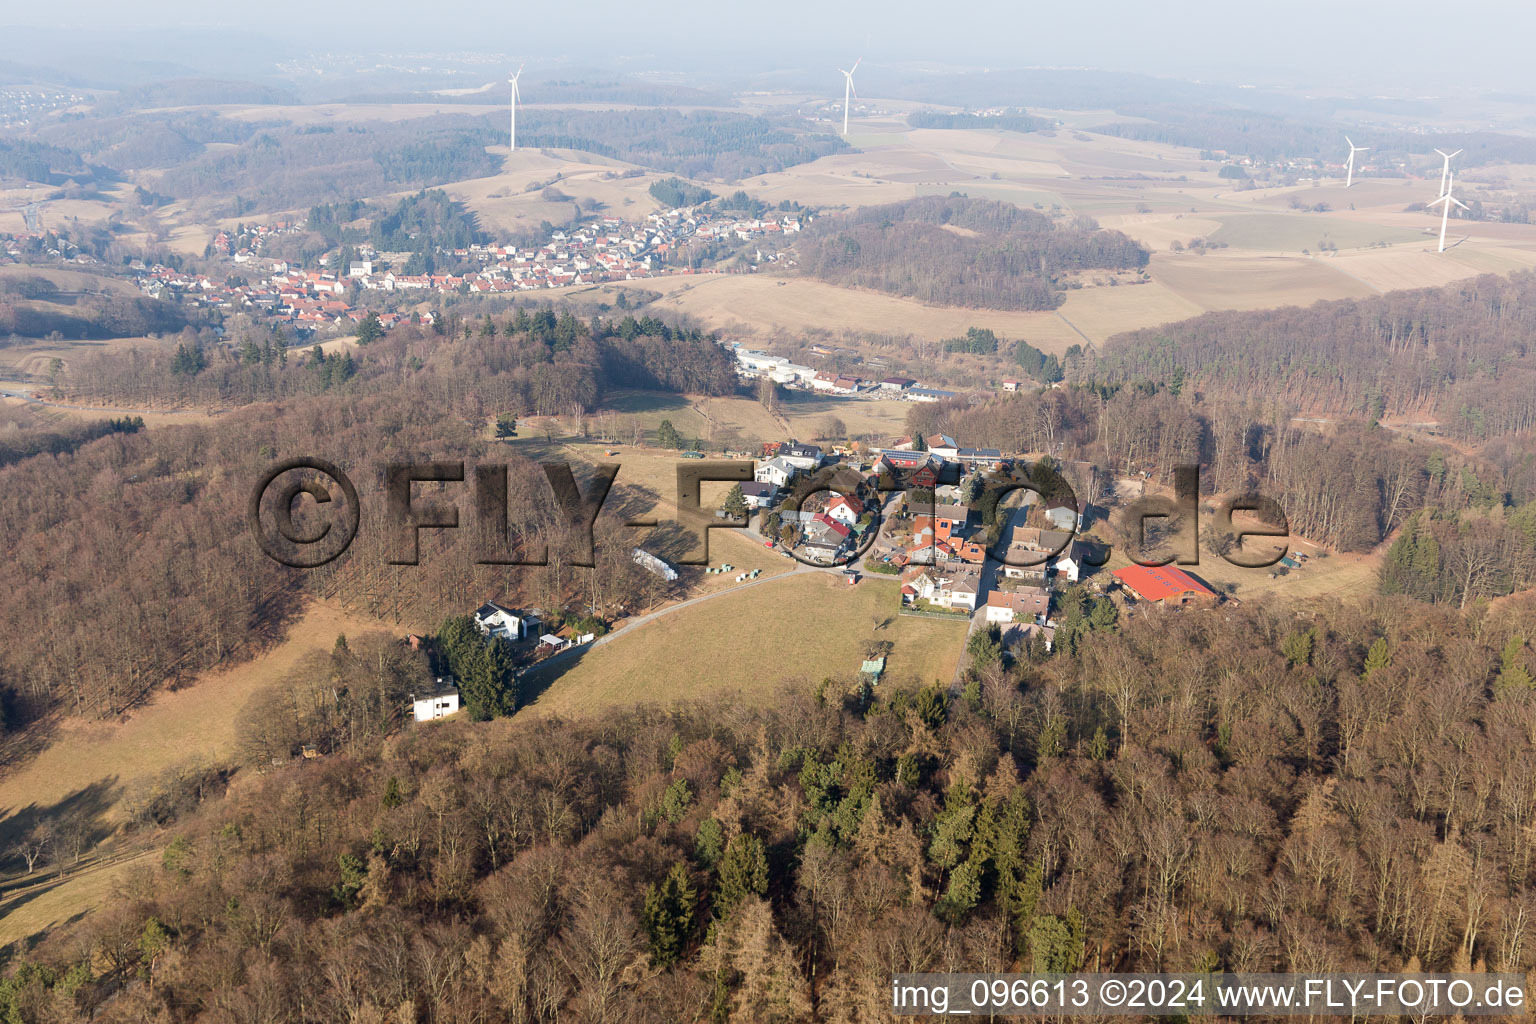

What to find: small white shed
left=411, top=677, right=460, bottom=722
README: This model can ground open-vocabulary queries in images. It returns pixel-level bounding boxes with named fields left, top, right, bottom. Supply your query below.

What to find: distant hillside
left=149, top=116, right=502, bottom=213
left=0, top=138, right=99, bottom=185
left=907, top=109, right=1049, bottom=133
left=347, top=78, right=736, bottom=108
left=1101, top=105, right=1536, bottom=166
left=101, top=77, right=300, bottom=111
left=513, top=108, right=848, bottom=181
left=795, top=195, right=1149, bottom=310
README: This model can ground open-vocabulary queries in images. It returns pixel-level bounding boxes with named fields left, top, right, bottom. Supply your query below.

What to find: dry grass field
left=0, top=264, right=141, bottom=297
left=1209, top=212, right=1423, bottom=252
left=1099, top=213, right=1226, bottom=250
left=1150, top=252, right=1377, bottom=309
left=0, top=334, right=167, bottom=382
left=0, top=602, right=406, bottom=833
left=0, top=850, right=155, bottom=955
left=612, top=275, right=1097, bottom=352
left=0, top=188, right=121, bottom=237
left=1325, top=243, right=1536, bottom=293
left=523, top=572, right=964, bottom=717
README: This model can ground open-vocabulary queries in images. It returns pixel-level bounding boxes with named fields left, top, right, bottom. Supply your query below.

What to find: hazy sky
left=6, top=0, right=1536, bottom=94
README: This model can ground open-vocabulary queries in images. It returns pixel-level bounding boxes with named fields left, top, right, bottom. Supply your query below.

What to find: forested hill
left=795, top=196, right=1149, bottom=310
left=1097, top=271, right=1536, bottom=441
left=511, top=108, right=848, bottom=181
left=8, top=596, right=1536, bottom=1020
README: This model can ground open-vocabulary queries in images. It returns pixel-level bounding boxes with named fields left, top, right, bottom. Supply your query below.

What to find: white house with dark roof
left=777, top=441, right=823, bottom=470
left=474, top=602, right=534, bottom=642
left=738, top=481, right=780, bottom=510
left=755, top=456, right=799, bottom=488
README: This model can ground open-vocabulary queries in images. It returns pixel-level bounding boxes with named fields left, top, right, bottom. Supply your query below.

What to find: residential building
left=778, top=441, right=824, bottom=470
left=738, top=481, right=780, bottom=510
left=474, top=601, right=534, bottom=642
left=984, top=587, right=1051, bottom=625
left=825, top=494, right=863, bottom=526
left=755, top=456, right=799, bottom=488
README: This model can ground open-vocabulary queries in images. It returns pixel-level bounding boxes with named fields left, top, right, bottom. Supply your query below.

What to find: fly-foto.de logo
left=248, top=457, right=1292, bottom=571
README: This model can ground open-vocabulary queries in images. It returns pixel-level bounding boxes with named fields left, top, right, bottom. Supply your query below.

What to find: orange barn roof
left=1112, top=564, right=1215, bottom=602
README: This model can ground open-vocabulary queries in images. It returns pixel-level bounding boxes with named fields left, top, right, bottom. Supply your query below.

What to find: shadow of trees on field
left=0, top=777, right=120, bottom=854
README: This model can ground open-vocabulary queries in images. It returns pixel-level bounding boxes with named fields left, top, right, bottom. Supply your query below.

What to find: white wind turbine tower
left=1434, top=147, right=1462, bottom=198
left=1427, top=171, right=1469, bottom=252
left=838, top=58, right=861, bottom=136
left=1344, top=136, right=1368, bottom=188
left=508, top=65, right=525, bottom=153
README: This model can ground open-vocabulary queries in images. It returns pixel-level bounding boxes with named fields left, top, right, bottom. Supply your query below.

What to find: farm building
left=1112, top=564, right=1219, bottom=607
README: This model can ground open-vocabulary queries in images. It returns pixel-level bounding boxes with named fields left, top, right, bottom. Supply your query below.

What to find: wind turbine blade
left=1451, top=197, right=1470, bottom=211
left=851, top=58, right=861, bottom=73
left=1357, top=147, right=1369, bottom=152
left=1449, top=149, right=1462, bottom=158
left=837, top=68, right=848, bottom=75
left=1345, top=136, right=1354, bottom=148
left=1426, top=194, right=1449, bottom=208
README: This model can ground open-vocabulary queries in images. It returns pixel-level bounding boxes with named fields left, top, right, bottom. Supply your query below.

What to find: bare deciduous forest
left=4, top=598, right=1536, bottom=1022
left=1098, top=272, right=1536, bottom=440
left=795, top=196, right=1149, bottom=310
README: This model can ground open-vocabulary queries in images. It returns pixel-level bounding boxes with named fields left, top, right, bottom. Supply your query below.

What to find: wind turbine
left=508, top=64, right=524, bottom=153
left=1344, top=136, right=1368, bottom=188
left=837, top=58, right=860, bottom=136
left=1427, top=171, right=1469, bottom=252
left=1433, top=148, right=1462, bottom=198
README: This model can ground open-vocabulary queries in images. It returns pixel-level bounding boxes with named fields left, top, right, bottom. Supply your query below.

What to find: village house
left=1052, top=539, right=1104, bottom=583
left=777, top=441, right=824, bottom=470
left=755, top=456, right=799, bottom=489
left=802, top=513, right=852, bottom=559
left=1003, top=622, right=1056, bottom=652
left=984, top=587, right=1051, bottom=625
left=474, top=601, right=536, bottom=642
left=738, top=481, right=780, bottom=510
left=929, top=503, right=972, bottom=541
left=1042, top=498, right=1079, bottom=532
left=923, top=435, right=961, bottom=460
left=824, top=493, right=863, bottom=526
left=901, top=563, right=980, bottom=611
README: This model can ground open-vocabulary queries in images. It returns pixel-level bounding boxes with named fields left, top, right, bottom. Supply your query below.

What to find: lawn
left=522, top=572, right=966, bottom=716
